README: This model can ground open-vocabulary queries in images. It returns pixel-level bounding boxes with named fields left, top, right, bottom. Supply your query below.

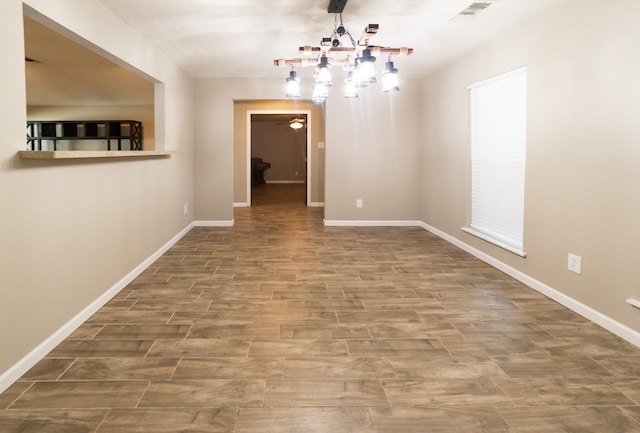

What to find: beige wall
left=420, top=0, right=640, bottom=332
left=324, top=79, right=423, bottom=221
left=193, top=80, right=277, bottom=221
left=27, top=105, right=156, bottom=149
left=0, top=0, right=194, bottom=380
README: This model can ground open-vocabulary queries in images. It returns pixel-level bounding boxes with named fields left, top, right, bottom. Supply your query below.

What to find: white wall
left=0, top=0, right=194, bottom=387
left=420, top=0, right=640, bottom=335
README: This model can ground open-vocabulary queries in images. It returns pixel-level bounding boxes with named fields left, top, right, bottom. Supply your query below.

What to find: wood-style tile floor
left=2, top=184, right=640, bottom=432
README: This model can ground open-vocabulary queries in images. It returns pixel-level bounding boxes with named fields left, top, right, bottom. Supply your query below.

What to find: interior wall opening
left=250, top=113, right=308, bottom=206
left=233, top=100, right=325, bottom=209
left=22, top=5, right=161, bottom=151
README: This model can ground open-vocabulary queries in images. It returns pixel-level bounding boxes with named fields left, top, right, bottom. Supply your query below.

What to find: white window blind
left=464, top=67, right=527, bottom=256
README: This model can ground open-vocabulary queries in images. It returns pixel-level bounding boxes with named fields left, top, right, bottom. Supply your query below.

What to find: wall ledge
left=193, top=220, right=234, bottom=227
left=18, top=150, right=172, bottom=159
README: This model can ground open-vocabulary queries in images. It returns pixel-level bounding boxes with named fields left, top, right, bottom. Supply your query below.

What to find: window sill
left=18, top=150, right=172, bottom=160
left=461, top=227, right=527, bottom=258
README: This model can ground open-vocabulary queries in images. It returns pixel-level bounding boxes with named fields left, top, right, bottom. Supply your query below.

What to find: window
left=463, top=67, right=527, bottom=256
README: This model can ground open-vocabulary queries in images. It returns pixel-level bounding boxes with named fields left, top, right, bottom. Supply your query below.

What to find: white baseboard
left=238, top=201, right=324, bottom=208
left=419, top=221, right=640, bottom=348
left=193, top=220, right=234, bottom=227
left=324, top=220, right=422, bottom=227
left=0, top=223, right=195, bottom=394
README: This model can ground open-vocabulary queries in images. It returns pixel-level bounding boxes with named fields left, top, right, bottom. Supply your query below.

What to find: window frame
left=462, top=66, right=528, bottom=257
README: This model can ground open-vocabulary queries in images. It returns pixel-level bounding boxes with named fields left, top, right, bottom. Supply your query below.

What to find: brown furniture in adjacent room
left=251, top=157, right=271, bottom=186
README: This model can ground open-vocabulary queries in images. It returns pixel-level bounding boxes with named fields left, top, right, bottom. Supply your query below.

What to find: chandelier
left=274, top=1, right=413, bottom=102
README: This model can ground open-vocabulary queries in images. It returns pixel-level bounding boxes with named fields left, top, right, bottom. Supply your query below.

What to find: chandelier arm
left=290, top=46, right=412, bottom=59
left=358, top=24, right=379, bottom=47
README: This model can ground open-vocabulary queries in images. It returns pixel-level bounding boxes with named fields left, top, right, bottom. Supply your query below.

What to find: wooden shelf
left=18, top=150, right=172, bottom=160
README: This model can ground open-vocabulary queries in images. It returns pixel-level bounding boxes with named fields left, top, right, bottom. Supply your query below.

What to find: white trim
left=246, top=109, right=312, bottom=207
left=324, top=220, right=422, bottom=227
left=246, top=112, right=251, bottom=207
left=233, top=202, right=249, bottom=208
left=462, top=226, right=527, bottom=257
left=265, top=180, right=305, bottom=184
left=420, top=221, right=640, bottom=348
left=309, top=202, right=325, bottom=208
left=193, top=220, right=234, bottom=227
left=468, top=67, right=527, bottom=255
left=0, top=222, right=195, bottom=394
left=626, top=298, right=640, bottom=310
left=468, top=65, right=527, bottom=90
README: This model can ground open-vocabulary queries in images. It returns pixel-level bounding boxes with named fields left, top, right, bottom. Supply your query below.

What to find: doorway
left=247, top=110, right=312, bottom=206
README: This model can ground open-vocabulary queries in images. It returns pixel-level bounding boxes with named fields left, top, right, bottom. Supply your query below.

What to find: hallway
left=1, top=184, right=639, bottom=432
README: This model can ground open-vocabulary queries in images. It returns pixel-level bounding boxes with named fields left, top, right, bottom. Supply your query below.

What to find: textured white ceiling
left=96, top=0, right=568, bottom=79
left=24, top=0, right=570, bottom=106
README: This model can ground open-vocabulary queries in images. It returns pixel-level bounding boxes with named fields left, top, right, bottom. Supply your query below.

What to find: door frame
left=246, top=109, right=312, bottom=206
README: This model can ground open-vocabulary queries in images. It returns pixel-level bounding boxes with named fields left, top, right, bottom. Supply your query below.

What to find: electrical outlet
left=318, top=142, right=325, bottom=149
left=183, top=203, right=188, bottom=215
left=568, top=253, right=581, bottom=274
left=356, top=199, right=363, bottom=208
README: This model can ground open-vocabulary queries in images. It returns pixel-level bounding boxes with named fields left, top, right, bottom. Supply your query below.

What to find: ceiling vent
left=452, top=1, right=499, bottom=20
